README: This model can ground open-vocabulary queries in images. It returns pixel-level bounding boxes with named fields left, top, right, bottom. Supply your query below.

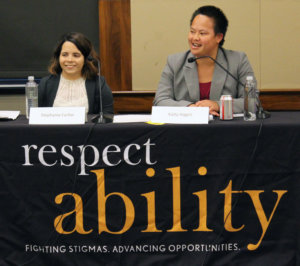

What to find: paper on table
left=0, top=110, right=20, bottom=120
left=114, top=114, right=214, bottom=124
left=113, top=114, right=152, bottom=123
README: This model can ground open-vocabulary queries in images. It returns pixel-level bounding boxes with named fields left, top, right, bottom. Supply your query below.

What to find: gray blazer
left=153, top=48, right=256, bottom=113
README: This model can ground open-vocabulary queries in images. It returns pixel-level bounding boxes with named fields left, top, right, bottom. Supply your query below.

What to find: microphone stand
left=92, top=59, right=105, bottom=123
left=256, top=91, right=271, bottom=119
left=188, top=55, right=271, bottom=119
left=88, top=56, right=112, bottom=123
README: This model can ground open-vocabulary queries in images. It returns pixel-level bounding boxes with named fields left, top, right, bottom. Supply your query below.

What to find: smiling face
left=59, top=41, right=85, bottom=80
left=188, top=14, right=223, bottom=58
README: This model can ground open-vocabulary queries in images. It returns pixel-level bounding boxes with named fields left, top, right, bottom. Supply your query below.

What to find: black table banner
left=0, top=113, right=299, bottom=265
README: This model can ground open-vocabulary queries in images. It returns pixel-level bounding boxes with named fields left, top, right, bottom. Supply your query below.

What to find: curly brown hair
left=48, top=32, right=99, bottom=79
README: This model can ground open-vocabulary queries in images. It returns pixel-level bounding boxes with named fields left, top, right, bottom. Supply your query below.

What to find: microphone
left=87, top=55, right=112, bottom=123
left=188, top=55, right=270, bottom=119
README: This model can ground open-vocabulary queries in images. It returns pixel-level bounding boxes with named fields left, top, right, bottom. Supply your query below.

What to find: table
left=0, top=113, right=299, bottom=265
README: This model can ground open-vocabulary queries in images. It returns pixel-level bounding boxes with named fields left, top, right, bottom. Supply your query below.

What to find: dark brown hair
left=48, top=32, right=99, bottom=79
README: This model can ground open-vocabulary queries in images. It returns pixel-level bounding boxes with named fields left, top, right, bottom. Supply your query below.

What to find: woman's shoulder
left=39, top=74, right=59, bottom=84
left=85, top=75, right=105, bottom=85
left=220, top=48, right=252, bottom=72
left=167, top=50, right=190, bottom=62
left=165, top=50, right=191, bottom=71
left=38, top=75, right=60, bottom=92
left=221, top=48, right=248, bottom=61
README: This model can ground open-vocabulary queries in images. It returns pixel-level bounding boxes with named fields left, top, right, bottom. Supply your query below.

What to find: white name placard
left=29, top=107, right=85, bottom=125
left=151, top=106, right=209, bottom=124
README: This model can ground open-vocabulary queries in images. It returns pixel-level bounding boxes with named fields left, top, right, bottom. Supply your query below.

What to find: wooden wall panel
left=259, top=89, right=300, bottom=111
left=112, top=90, right=300, bottom=114
left=113, top=91, right=154, bottom=113
left=98, top=0, right=132, bottom=91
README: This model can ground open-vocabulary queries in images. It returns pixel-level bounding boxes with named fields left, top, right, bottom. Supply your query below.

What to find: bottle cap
left=28, top=76, right=34, bottom=81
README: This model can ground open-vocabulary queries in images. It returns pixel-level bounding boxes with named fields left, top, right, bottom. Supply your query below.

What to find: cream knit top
left=53, top=75, right=89, bottom=113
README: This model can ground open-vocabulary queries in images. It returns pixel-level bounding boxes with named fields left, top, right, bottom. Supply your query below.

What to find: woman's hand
left=191, top=100, right=220, bottom=116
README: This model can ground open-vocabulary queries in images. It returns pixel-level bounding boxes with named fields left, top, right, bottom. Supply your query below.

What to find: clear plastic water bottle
left=25, top=76, right=38, bottom=119
left=244, top=76, right=256, bottom=121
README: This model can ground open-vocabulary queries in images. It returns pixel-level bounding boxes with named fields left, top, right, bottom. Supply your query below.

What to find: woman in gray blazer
left=153, top=6, right=256, bottom=115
